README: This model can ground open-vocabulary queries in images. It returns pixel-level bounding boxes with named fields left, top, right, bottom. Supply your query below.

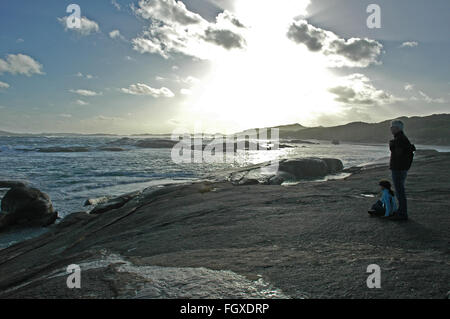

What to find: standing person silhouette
left=389, top=120, right=416, bottom=221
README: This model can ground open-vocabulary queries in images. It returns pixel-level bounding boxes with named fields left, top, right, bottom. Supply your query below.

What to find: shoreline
left=0, top=150, right=449, bottom=298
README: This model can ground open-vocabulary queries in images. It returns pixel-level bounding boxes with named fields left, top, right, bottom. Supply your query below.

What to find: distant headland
left=1, top=113, right=449, bottom=145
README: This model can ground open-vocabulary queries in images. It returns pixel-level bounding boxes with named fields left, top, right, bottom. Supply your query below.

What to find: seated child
left=368, top=180, right=398, bottom=217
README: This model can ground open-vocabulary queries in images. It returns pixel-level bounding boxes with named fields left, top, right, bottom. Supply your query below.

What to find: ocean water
left=0, top=135, right=448, bottom=249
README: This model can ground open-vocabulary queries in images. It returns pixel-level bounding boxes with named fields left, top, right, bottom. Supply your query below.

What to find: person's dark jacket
left=389, top=131, right=416, bottom=171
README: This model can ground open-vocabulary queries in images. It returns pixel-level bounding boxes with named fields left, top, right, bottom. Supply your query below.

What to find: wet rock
left=84, top=196, right=111, bottom=207
left=343, top=166, right=363, bottom=174
left=268, top=175, right=285, bottom=185
left=266, top=171, right=297, bottom=185
left=37, top=147, right=90, bottom=153
left=279, top=158, right=344, bottom=179
left=279, top=158, right=328, bottom=179
left=0, top=186, right=57, bottom=230
left=322, top=158, right=345, bottom=174
left=278, top=144, right=294, bottom=149
left=236, top=178, right=260, bottom=186
left=284, top=139, right=319, bottom=145
left=190, top=140, right=293, bottom=152
left=98, top=147, right=127, bottom=152
left=0, top=180, right=28, bottom=189
left=135, top=139, right=178, bottom=149
left=332, top=140, right=340, bottom=145
left=56, top=211, right=93, bottom=229
left=415, top=149, right=440, bottom=157
left=107, top=137, right=136, bottom=146
left=198, top=184, right=215, bottom=194
left=227, top=157, right=344, bottom=186
left=89, top=190, right=142, bottom=215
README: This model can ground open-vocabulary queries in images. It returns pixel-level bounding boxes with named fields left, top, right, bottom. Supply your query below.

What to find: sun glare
left=180, top=0, right=342, bottom=133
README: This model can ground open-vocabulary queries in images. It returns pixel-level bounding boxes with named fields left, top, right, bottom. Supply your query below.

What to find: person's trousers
left=391, top=170, right=408, bottom=217
left=371, top=200, right=386, bottom=216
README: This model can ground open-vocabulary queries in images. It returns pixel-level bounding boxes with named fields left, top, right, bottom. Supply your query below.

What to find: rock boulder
left=278, top=158, right=329, bottom=179
left=0, top=186, right=58, bottom=230
left=227, top=157, right=344, bottom=185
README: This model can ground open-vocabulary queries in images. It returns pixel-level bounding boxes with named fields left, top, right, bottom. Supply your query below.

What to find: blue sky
left=0, top=0, right=449, bottom=134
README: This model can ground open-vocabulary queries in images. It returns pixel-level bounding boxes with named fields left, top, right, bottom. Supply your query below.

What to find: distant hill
left=237, top=114, right=450, bottom=145
left=238, top=123, right=307, bottom=136
left=274, top=123, right=307, bottom=132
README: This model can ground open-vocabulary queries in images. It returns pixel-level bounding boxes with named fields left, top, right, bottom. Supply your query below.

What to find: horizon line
left=1, top=112, right=448, bottom=136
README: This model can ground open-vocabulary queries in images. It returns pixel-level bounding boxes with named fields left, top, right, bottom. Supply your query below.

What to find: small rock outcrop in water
left=135, top=139, right=178, bottom=149
left=37, top=146, right=90, bottom=153
left=284, top=139, right=319, bottom=145
left=107, top=138, right=178, bottom=149
left=106, top=137, right=135, bottom=146
left=97, top=147, right=127, bottom=152
left=278, top=158, right=343, bottom=179
left=0, top=186, right=58, bottom=230
left=226, top=157, right=344, bottom=185
left=0, top=180, right=28, bottom=188
left=106, top=137, right=295, bottom=150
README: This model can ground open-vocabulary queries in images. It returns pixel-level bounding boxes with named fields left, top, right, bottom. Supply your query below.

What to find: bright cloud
left=75, top=99, right=89, bottom=105
left=58, top=16, right=100, bottom=36
left=404, top=84, right=446, bottom=103
left=121, top=83, right=175, bottom=98
left=417, top=91, right=446, bottom=104
left=94, top=115, right=123, bottom=121
left=0, top=54, right=44, bottom=76
left=400, top=41, right=419, bottom=48
left=0, top=81, right=10, bottom=89
left=75, top=72, right=95, bottom=79
left=131, top=0, right=246, bottom=59
left=111, top=0, right=121, bottom=11
left=109, top=30, right=126, bottom=41
left=70, top=89, right=102, bottom=97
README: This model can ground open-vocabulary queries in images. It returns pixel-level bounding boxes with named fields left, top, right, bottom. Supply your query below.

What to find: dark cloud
left=287, top=20, right=326, bottom=52
left=329, top=86, right=376, bottom=105
left=217, top=11, right=246, bottom=28
left=328, top=74, right=396, bottom=106
left=287, top=20, right=383, bottom=67
left=327, top=38, right=382, bottom=65
left=203, top=27, right=246, bottom=49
